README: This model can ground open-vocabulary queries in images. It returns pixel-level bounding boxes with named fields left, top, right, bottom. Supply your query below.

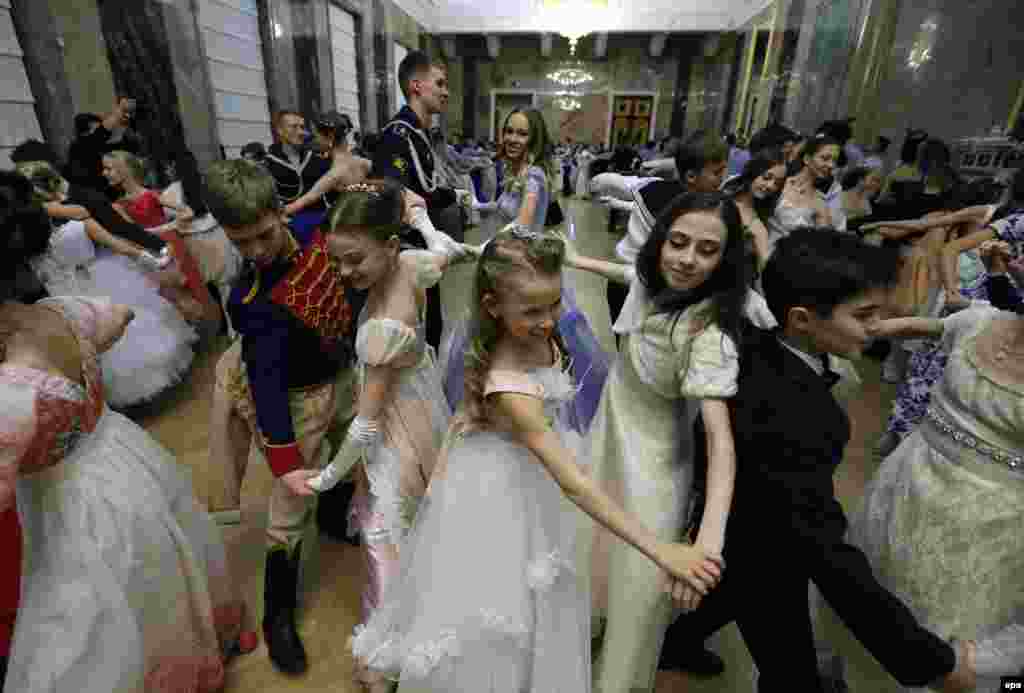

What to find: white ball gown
left=848, top=305, right=1024, bottom=691
left=0, top=296, right=243, bottom=693
left=29, top=220, right=197, bottom=408
left=351, top=352, right=591, bottom=693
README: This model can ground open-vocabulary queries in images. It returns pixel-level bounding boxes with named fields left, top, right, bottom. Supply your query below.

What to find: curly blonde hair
left=463, top=224, right=565, bottom=423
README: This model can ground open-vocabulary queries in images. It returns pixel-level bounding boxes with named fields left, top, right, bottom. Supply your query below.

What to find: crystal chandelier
left=553, top=92, right=583, bottom=111
left=538, top=0, right=613, bottom=55
left=546, top=66, right=594, bottom=89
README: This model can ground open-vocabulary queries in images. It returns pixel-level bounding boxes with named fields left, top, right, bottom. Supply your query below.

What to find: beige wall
left=466, top=34, right=679, bottom=145
left=48, top=0, right=116, bottom=116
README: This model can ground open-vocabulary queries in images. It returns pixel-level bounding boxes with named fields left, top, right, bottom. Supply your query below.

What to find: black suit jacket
left=720, top=326, right=851, bottom=544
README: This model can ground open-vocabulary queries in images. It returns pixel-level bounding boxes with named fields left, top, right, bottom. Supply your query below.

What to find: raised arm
left=496, top=391, right=724, bottom=594
left=558, top=230, right=634, bottom=286
left=867, top=316, right=945, bottom=341
left=283, top=158, right=371, bottom=216
left=863, top=205, right=994, bottom=235
left=401, top=189, right=465, bottom=260
left=941, top=227, right=997, bottom=306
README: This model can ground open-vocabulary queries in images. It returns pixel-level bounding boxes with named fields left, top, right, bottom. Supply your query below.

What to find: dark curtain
left=97, top=0, right=188, bottom=187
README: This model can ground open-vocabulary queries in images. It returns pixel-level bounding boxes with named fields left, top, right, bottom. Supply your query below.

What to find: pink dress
left=347, top=252, right=450, bottom=626
left=0, top=297, right=244, bottom=693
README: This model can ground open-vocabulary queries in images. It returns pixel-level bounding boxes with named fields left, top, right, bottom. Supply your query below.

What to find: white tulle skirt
left=33, top=247, right=197, bottom=408
left=6, top=408, right=243, bottom=693
left=351, top=423, right=591, bottom=693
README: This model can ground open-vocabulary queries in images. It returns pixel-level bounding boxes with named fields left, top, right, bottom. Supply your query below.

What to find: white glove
left=598, top=196, right=635, bottom=213
left=136, top=250, right=171, bottom=272
left=472, top=198, right=498, bottom=213
left=307, top=416, right=380, bottom=493
left=407, top=205, right=466, bottom=261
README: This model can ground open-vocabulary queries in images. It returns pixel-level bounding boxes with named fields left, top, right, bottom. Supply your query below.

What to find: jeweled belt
left=924, top=407, right=1023, bottom=473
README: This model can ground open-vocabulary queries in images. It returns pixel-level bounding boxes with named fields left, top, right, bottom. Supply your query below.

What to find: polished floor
left=135, top=198, right=898, bottom=692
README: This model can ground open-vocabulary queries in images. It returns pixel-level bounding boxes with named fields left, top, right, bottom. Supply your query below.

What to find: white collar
left=777, top=336, right=826, bottom=376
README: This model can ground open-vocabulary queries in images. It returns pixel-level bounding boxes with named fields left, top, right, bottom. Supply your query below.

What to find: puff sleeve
left=678, top=324, right=739, bottom=400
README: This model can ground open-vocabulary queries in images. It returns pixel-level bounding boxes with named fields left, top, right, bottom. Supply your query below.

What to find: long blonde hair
left=464, top=224, right=565, bottom=422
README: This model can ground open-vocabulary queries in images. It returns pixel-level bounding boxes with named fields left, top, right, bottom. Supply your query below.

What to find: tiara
left=343, top=182, right=383, bottom=196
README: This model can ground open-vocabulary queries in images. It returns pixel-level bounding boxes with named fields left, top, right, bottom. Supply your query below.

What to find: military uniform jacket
left=227, top=224, right=353, bottom=476
left=372, top=105, right=456, bottom=211
left=265, top=143, right=331, bottom=207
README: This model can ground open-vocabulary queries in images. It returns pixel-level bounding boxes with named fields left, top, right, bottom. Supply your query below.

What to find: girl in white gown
left=16, top=161, right=197, bottom=409
left=302, top=180, right=455, bottom=690
left=0, top=171, right=252, bottom=693
left=349, top=226, right=723, bottom=693
left=564, top=192, right=755, bottom=693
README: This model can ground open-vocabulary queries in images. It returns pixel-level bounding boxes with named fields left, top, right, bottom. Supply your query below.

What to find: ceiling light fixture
left=546, top=66, right=594, bottom=88
left=538, top=0, right=614, bottom=55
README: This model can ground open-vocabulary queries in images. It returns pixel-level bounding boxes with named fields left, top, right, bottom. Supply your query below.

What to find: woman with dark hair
left=840, top=165, right=884, bottom=231
left=475, top=108, right=557, bottom=238
left=0, top=170, right=254, bottom=693
left=881, top=128, right=928, bottom=199
left=723, top=147, right=787, bottom=271
left=564, top=192, right=759, bottom=693
left=282, top=110, right=371, bottom=222
left=767, top=134, right=841, bottom=252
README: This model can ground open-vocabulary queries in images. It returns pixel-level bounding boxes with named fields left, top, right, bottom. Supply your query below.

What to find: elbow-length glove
left=307, top=416, right=380, bottom=492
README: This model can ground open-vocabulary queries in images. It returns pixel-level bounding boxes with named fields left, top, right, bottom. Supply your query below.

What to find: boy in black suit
left=659, top=229, right=976, bottom=692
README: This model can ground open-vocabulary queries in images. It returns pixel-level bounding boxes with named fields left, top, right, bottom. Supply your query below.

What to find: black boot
left=0, top=654, right=8, bottom=692
left=262, top=544, right=308, bottom=675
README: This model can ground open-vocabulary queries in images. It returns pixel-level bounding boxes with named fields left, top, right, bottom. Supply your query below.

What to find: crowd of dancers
left=1, top=47, right=1022, bottom=693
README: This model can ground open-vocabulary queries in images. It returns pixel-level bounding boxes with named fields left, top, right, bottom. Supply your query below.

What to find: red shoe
left=223, top=630, right=259, bottom=660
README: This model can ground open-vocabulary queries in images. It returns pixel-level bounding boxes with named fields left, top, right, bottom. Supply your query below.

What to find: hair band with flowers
left=499, top=223, right=558, bottom=245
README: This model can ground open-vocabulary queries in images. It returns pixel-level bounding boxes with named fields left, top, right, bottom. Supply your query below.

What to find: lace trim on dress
left=0, top=365, right=86, bottom=403
left=351, top=607, right=531, bottom=681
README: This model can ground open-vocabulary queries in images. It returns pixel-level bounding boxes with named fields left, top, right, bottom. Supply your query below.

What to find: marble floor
left=134, top=198, right=898, bottom=692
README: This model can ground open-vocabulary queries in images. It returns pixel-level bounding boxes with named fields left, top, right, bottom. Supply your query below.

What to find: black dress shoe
left=658, top=646, right=726, bottom=677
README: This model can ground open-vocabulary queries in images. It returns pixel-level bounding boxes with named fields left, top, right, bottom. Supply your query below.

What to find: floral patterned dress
left=0, top=297, right=243, bottom=693
left=886, top=213, right=1024, bottom=440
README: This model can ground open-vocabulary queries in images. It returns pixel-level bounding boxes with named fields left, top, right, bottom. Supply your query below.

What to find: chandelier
left=546, top=66, right=594, bottom=89
left=553, top=92, right=583, bottom=111
left=538, top=0, right=614, bottom=55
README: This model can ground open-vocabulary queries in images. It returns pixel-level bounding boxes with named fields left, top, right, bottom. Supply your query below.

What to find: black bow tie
left=820, top=355, right=841, bottom=388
